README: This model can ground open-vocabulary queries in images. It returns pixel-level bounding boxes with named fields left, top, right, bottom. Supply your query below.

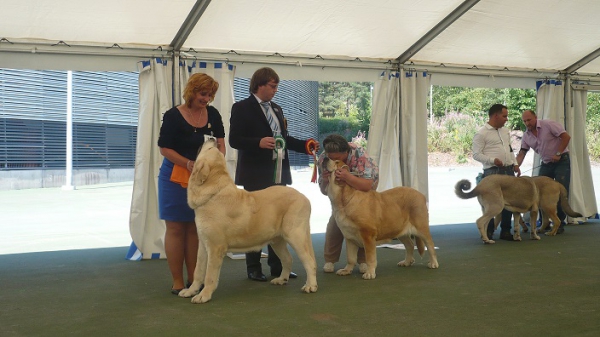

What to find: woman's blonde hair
left=183, top=73, right=219, bottom=107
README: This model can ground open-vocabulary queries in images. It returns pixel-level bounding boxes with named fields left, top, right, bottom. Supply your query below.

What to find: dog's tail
left=559, top=184, right=583, bottom=218
left=415, top=236, right=425, bottom=256
left=454, top=179, right=478, bottom=199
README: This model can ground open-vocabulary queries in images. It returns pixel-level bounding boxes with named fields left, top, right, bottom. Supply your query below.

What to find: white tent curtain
left=127, top=58, right=173, bottom=260
left=566, top=85, right=598, bottom=219
left=368, top=71, right=402, bottom=192
left=533, top=79, right=565, bottom=176
left=535, top=79, right=595, bottom=223
left=400, top=70, right=430, bottom=199
left=126, top=59, right=236, bottom=260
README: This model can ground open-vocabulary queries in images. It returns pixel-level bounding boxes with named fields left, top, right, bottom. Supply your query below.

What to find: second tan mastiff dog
left=178, top=139, right=318, bottom=303
left=455, top=175, right=539, bottom=243
left=455, top=175, right=582, bottom=243
left=325, top=159, right=439, bottom=280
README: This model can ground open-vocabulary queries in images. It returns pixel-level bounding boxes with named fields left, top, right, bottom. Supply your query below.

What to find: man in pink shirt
left=516, top=109, right=572, bottom=234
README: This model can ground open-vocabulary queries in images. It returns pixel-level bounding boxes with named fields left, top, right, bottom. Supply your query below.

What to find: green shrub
left=428, top=112, right=483, bottom=161
left=318, top=117, right=364, bottom=144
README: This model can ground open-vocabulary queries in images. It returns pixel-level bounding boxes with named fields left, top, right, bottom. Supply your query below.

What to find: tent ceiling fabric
left=1, top=0, right=600, bottom=76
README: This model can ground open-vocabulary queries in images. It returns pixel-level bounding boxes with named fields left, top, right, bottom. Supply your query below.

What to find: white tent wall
left=533, top=79, right=598, bottom=223
left=400, top=70, right=431, bottom=198
left=368, top=71, right=402, bottom=192
left=127, top=58, right=173, bottom=260
left=567, top=84, right=598, bottom=220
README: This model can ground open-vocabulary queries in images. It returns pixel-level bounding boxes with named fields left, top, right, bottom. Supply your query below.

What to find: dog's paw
left=178, top=288, right=198, bottom=298
left=270, top=277, right=288, bottom=285
left=513, top=234, right=522, bottom=241
left=530, top=234, right=540, bottom=240
left=428, top=261, right=439, bottom=269
left=190, top=291, right=212, bottom=304
left=362, top=272, right=376, bottom=280
left=358, top=263, right=368, bottom=273
left=335, top=268, right=353, bottom=276
left=398, top=258, right=415, bottom=267
left=483, top=239, right=495, bottom=244
left=544, top=231, right=557, bottom=236
left=301, top=284, right=318, bottom=293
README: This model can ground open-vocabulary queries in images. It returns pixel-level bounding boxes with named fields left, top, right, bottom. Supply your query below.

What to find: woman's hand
left=334, top=167, right=351, bottom=185
left=186, top=160, right=195, bottom=172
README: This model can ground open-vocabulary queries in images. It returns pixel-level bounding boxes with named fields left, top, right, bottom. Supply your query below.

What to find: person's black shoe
left=499, top=231, right=515, bottom=241
left=271, top=271, right=298, bottom=279
left=557, top=226, right=565, bottom=234
left=247, top=271, right=267, bottom=282
left=486, top=222, right=495, bottom=239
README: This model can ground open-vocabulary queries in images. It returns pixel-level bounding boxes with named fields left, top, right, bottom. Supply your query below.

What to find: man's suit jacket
left=229, top=94, right=307, bottom=189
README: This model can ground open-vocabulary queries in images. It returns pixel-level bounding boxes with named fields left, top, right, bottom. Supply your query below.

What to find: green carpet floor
left=1, top=222, right=599, bottom=337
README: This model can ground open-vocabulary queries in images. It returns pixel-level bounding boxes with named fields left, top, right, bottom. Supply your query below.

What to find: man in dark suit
left=229, top=67, right=318, bottom=282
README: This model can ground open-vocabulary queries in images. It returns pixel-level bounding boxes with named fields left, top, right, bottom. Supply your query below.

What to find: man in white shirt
left=472, top=104, right=521, bottom=241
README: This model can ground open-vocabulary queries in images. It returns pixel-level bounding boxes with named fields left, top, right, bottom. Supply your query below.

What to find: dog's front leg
left=336, top=240, right=359, bottom=276
left=179, top=236, right=208, bottom=298
left=190, top=246, right=226, bottom=304
left=360, top=236, right=377, bottom=280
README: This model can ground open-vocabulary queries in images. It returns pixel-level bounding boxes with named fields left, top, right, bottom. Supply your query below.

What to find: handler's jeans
left=481, top=165, right=516, bottom=233
left=538, top=153, right=571, bottom=225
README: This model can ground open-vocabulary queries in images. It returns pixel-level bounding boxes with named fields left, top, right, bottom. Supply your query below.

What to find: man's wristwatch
left=556, top=151, right=562, bottom=156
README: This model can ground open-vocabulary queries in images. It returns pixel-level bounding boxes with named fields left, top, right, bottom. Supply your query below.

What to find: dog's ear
left=190, top=160, right=210, bottom=184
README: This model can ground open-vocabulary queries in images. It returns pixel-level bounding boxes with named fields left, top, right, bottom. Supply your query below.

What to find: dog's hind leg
left=336, top=240, right=359, bottom=276
left=512, top=213, right=523, bottom=241
left=269, top=237, right=293, bottom=285
left=398, top=235, right=415, bottom=267
left=544, top=209, right=563, bottom=236
left=528, top=210, right=540, bottom=240
left=476, top=215, right=495, bottom=244
left=414, top=229, right=439, bottom=269
left=286, top=230, right=318, bottom=293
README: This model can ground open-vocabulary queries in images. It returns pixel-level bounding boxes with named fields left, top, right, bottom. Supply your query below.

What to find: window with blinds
left=0, top=69, right=317, bottom=172
left=0, top=69, right=138, bottom=170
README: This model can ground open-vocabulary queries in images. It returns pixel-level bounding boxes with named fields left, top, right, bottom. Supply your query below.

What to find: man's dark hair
left=249, top=67, right=279, bottom=94
left=323, top=134, right=350, bottom=153
left=488, top=103, right=507, bottom=117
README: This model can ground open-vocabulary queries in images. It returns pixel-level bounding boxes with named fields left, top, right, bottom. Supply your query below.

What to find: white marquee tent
left=2, top=0, right=599, bottom=259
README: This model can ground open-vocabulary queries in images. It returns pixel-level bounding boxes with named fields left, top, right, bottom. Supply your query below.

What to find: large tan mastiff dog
left=178, top=140, right=318, bottom=303
left=455, top=175, right=582, bottom=243
left=325, top=159, right=439, bottom=280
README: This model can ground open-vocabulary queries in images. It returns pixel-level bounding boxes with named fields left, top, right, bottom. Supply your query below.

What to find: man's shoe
left=271, top=271, right=297, bottom=279
left=499, top=231, right=515, bottom=241
left=557, top=226, right=565, bottom=234
left=247, top=271, right=267, bottom=282
left=323, top=262, right=335, bottom=273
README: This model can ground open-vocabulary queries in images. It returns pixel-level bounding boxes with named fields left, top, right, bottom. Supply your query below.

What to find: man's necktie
left=260, top=101, right=279, bottom=135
